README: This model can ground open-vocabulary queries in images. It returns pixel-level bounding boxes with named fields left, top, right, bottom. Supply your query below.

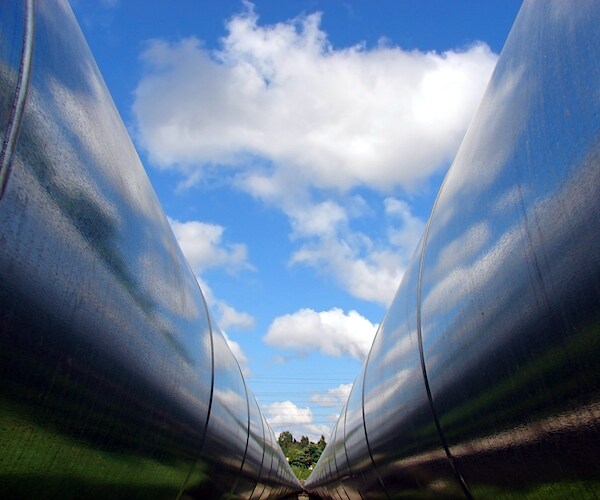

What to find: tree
left=276, top=431, right=326, bottom=479
left=287, top=448, right=305, bottom=468
left=303, top=443, right=322, bottom=468
left=317, top=435, right=326, bottom=451
left=277, top=431, right=293, bottom=455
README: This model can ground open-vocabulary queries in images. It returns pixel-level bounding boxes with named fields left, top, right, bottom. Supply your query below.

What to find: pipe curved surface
left=0, top=1, right=300, bottom=498
left=306, top=0, right=600, bottom=498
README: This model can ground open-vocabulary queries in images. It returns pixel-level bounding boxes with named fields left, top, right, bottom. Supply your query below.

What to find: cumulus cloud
left=263, top=308, right=378, bottom=360
left=291, top=237, right=402, bottom=305
left=289, top=200, right=348, bottom=239
left=290, top=197, right=424, bottom=305
left=218, top=302, right=255, bottom=331
left=264, top=400, right=331, bottom=442
left=310, top=383, right=352, bottom=408
left=136, top=6, right=497, bottom=305
left=134, top=6, right=497, bottom=193
left=266, top=400, right=313, bottom=426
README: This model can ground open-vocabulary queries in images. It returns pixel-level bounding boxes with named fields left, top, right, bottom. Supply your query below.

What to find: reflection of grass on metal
left=0, top=399, right=207, bottom=499
left=405, top=322, right=600, bottom=450
left=363, top=321, right=600, bottom=491
left=470, top=480, right=600, bottom=499
left=437, top=321, right=600, bottom=443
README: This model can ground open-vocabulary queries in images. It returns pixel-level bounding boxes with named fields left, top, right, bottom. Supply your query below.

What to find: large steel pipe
left=0, top=1, right=300, bottom=498
left=306, top=0, right=600, bottom=498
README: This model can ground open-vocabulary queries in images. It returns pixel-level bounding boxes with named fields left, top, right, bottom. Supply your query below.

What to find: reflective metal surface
left=306, top=0, right=600, bottom=498
left=0, top=1, right=300, bottom=498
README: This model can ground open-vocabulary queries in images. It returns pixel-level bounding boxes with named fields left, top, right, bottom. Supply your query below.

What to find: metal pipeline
left=0, top=1, right=300, bottom=498
left=306, top=0, right=600, bottom=498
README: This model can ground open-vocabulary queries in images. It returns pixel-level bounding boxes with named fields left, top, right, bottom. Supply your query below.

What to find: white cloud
left=289, top=200, right=348, bottom=239
left=168, top=217, right=252, bottom=274
left=218, top=302, right=255, bottom=331
left=384, top=198, right=426, bottom=253
left=263, top=308, right=377, bottom=360
left=264, top=400, right=331, bottom=442
left=310, top=383, right=352, bottom=408
left=291, top=238, right=402, bottom=305
left=134, top=7, right=497, bottom=193
left=290, top=197, right=424, bottom=305
left=266, top=400, right=313, bottom=426
left=135, top=6, right=497, bottom=305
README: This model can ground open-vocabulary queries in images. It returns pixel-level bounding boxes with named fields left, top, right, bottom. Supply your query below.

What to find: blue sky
left=70, top=0, right=522, bottom=441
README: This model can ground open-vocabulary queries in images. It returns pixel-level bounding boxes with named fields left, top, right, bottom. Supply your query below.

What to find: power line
left=254, top=392, right=348, bottom=395
left=247, top=376, right=355, bottom=381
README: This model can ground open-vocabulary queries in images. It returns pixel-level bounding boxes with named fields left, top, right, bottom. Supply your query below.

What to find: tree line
left=277, top=431, right=326, bottom=480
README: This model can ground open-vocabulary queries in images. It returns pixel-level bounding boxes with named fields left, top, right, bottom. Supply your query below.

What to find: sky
left=70, top=0, right=523, bottom=441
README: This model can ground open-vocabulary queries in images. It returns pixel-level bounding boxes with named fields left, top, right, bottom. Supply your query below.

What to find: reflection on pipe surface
left=0, top=1, right=300, bottom=498
left=306, top=0, right=600, bottom=498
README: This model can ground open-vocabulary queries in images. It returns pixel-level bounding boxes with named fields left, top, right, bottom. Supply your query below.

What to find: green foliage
left=277, top=431, right=326, bottom=479
left=277, top=430, right=294, bottom=455
left=317, top=435, right=326, bottom=451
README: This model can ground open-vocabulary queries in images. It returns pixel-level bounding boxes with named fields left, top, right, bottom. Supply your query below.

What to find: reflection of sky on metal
left=308, top=0, right=600, bottom=497
left=0, top=1, right=299, bottom=497
left=422, top=114, right=600, bottom=391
